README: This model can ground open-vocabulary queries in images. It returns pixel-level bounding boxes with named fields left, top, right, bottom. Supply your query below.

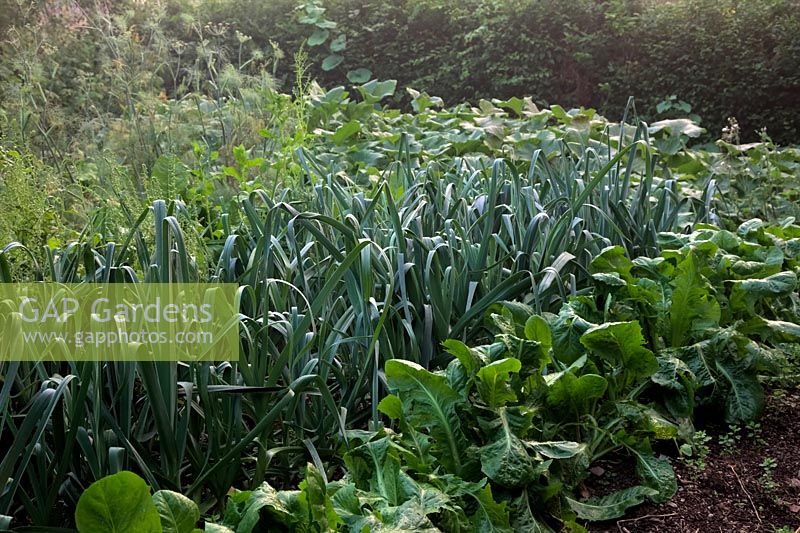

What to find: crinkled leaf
left=469, top=485, right=513, bottom=532
left=372, top=499, right=438, bottom=530
left=566, top=486, right=658, bottom=521
left=589, top=246, right=634, bottom=279
left=669, top=253, right=720, bottom=346
left=580, top=321, right=658, bottom=380
left=548, top=303, right=595, bottom=364
left=236, top=483, right=294, bottom=531
left=152, top=490, right=200, bottom=533
left=545, top=372, right=607, bottom=418
left=730, top=271, right=797, bottom=315
left=329, top=483, right=364, bottom=526
left=351, top=438, right=416, bottom=506
left=629, top=448, right=677, bottom=503
left=298, top=463, right=341, bottom=531
left=480, top=408, right=537, bottom=488
left=508, top=493, right=555, bottom=533
left=651, top=355, right=696, bottom=418
left=741, top=317, right=800, bottom=342
left=385, top=360, right=468, bottom=474
left=715, top=360, right=764, bottom=423
left=476, top=358, right=521, bottom=408
left=616, top=402, right=679, bottom=440
left=527, top=441, right=585, bottom=460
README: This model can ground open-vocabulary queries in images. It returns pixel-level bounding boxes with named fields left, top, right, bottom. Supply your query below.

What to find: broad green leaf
left=580, top=321, right=658, bottom=380
left=443, top=339, right=482, bottom=377
left=651, top=355, right=696, bottom=418
left=377, top=394, right=402, bottom=419
left=346, top=68, right=372, bottom=84
left=153, top=490, right=200, bottom=533
left=332, top=121, right=360, bottom=144
left=566, top=486, right=658, bottom=521
left=716, top=360, right=764, bottom=423
left=236, top=483, right=294, bottom=531
left=669, top=253, right=720, bottom=346
left=476, top=358, right=521, bottom=408
left=591, top=272, right=627, bottom=287
left=385, top=360, right=468, bottom=474
left=508, top=492, right=555, bottom=533
left=407, top=88, right=444, bottom=112
left=307, top=29, right=329, bottom=46
left=329, top=34, right=346, bottom=52
left=298, top=463, right=341, bottom=530
left=616, top=402, right=679, bottom=440
left=372, top=499, right=438, bottom=530
left=741, top=317, right=800, bottom=342
left=589, top=246, right=634, bottom=279
left=546, top=372, right=607, bottom=417
left=548, top=302, right=596, bottom=364
left=524, top=315, right=552, bottom=352
left=527, top=441, right=585, bottom=460
left=358, top=79, right=397, bottom=103
left=648, top=119, right=704, bottom=138
left=321, top=54, right=344, bottom=71
left=480, top=408, right=537, bottom=488
left=348, top=438, right=416, bottom=506
left=329, top=483, right=365, bottom=527
left=627, top=445, right=677, bottom=502
left=446, top=358, right=471, bottom=400
left=730, top=271, right=797, bottom=315
left=469, top=485, right=513, bottom=532
left=204, top=524, right=235, bottom=533
left=75, top=471, right=161, bottom=533
left=737, top=219, right=765, bottom=236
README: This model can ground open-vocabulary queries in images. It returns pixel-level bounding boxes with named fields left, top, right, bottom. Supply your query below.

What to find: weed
left=760, top=457, right=779, bottom=494
left=719, top=425, right=742, bottom=455
left=680, top=431, right=712, bottom=476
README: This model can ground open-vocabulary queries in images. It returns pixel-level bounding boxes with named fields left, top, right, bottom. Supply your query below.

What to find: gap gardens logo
left=0, top=283, right=240, bottom=361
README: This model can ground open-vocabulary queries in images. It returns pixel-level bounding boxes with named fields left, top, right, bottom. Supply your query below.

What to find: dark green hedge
left=216, top=0, right=799, bottom=143
left=6, top=0, right=796, bottom=143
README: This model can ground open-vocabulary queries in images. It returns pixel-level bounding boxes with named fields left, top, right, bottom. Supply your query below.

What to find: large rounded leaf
left=75, top=471, right=161, bottom=533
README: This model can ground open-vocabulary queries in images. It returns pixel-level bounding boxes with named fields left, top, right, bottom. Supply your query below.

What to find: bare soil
left=587, top=387, right=800, bottom=533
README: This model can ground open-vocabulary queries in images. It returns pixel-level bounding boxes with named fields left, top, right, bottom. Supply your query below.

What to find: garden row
left=1, top=77, right=799, bottom=531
